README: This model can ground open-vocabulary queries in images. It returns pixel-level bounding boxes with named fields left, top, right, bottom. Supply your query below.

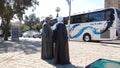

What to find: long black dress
left=41, top=23, right=53, bottom=59
left=54, top=23, right=70, bottom=65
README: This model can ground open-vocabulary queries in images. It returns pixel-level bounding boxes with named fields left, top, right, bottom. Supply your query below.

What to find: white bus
left=63, top=7, right=120, bottom=42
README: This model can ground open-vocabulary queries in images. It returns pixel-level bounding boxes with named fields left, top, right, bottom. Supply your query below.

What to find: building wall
left=105, top=0, right=120, bottom=9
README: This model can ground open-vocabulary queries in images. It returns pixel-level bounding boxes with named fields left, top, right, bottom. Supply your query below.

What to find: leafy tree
left=24, top=13, right=42, bottom=31
left=21, top=24, right=30, bottom=32
left=32, top=22, right=42, bottom=31
left=0, top=0, right=39, bottom=40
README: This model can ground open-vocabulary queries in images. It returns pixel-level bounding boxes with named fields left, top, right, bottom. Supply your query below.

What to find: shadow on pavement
left=100, top=41, right=120, bottom=45
left=43, top=59, right=84, bottom=68
left=100, top=43, right=120, bottom=48
left=0, top=39, right=41, bottom=54
left=88, top=41, right=120, bottom=48
left=70, top=40, right=120, bottom=48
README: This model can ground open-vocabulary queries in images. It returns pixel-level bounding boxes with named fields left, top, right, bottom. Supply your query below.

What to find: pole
left=56, top=7, right=60, bottom=18
left=68, top=0, right=71, bottom=40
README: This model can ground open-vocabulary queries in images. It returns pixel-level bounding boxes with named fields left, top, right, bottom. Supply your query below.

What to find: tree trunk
left=4, top=25, right=9, bottom=40
left=3, top=20, right=10, bottom=41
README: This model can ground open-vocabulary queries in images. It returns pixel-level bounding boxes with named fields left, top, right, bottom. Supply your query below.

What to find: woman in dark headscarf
left=53, top=17, right=70, bottom=65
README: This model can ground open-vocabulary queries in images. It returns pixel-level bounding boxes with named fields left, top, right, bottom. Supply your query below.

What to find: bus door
left=100, top=9, right=114, bottom=39
left=116, top=9, right=120, bottom=37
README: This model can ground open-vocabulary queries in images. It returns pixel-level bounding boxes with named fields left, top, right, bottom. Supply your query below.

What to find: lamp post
left=55, top=7, right=60, bottom=18
left=68, top=0, right=71, bottom=40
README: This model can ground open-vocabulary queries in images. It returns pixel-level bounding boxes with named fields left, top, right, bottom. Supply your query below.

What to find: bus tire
left=83, top=33, right=91, bottom=42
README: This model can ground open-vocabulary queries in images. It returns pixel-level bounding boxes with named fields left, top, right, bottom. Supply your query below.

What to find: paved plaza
left=0, top=38, right=120, bottom=68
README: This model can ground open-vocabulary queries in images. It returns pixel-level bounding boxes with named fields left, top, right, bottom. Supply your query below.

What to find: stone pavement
left=0, top=38, right=120, bottom=68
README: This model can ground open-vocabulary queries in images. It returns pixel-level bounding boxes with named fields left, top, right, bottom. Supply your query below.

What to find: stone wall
left=105, top=0, right=120, bottom=9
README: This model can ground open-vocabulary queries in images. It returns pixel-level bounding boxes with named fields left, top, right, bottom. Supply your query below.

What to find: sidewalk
left=0, top=38, right=82, bottom=68
left=0, top=38, right=120, bottom=68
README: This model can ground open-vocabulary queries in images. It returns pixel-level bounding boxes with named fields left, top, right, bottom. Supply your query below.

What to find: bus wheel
left=83, top=33, right=91, bottom=42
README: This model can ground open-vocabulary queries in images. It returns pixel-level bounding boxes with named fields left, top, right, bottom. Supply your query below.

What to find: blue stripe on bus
left=69, top=20, right=113, bottom=39
left=70, top=25, right=101, bottom=39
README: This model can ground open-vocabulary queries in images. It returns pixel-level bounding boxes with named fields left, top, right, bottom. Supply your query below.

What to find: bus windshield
left=116, top=9, right=120, bottom=19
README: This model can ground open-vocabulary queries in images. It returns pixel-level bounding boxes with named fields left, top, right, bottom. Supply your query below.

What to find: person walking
left=41, top=17, right=53, bottom=59
left=53, top=17, right=70, bottom=65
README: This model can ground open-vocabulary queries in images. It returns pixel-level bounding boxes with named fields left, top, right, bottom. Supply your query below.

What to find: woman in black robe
left=53, top=17, right=70, bottom=65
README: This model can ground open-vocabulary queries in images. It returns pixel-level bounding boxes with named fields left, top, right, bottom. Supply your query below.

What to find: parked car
left=22, top=30, right=41, bottom=38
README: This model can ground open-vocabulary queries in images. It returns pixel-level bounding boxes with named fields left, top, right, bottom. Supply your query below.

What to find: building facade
left=105, top=0, right=120, bottom=9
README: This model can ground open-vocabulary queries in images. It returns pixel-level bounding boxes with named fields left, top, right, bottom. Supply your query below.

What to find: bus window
left=100, top=12, right=106, bottom=21
left=105, top=9, right=115, bottom=21
left=73, top=15, right=82, bottom=23
left=81, top=14, right=88, bottom=23
left=51, top=19, right=57, bottom=26
left=70, top=16, right=74, bottom=24
left=63, top=17, right=75, bottom=24
left=106, top=11, right=114, bottom=21
left=110, top=13, right=114, bottom=20
left=89, top=12, right=101, bottom=22
left=63, top=17, right=68, bottom=25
